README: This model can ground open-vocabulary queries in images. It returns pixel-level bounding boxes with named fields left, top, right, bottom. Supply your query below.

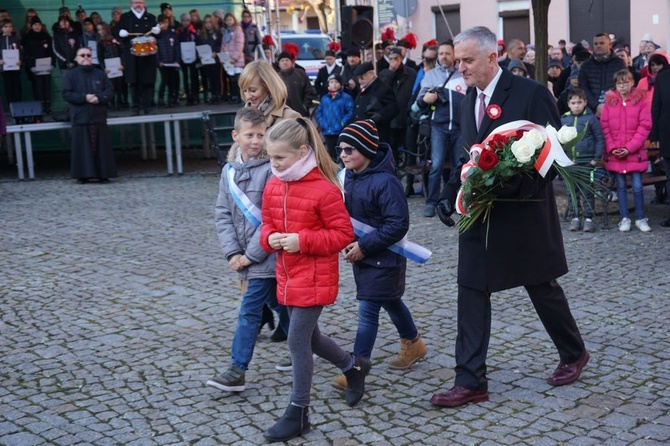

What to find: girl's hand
left=280, top=233, right=300, bottom=253
left=268, top=232, right=285, bottom=250
left=343, top=241, right=364, bottom=263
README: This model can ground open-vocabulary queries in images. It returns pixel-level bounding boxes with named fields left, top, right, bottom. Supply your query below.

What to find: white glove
left=119, top=29, right=128, bottom=38
left=151, top=25, right=160, bottom=35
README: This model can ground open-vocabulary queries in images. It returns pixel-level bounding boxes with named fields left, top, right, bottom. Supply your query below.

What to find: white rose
left=557, top=125, right=578, bottom=144
left=545, top=124, right=559, bottom=139
left=519, top=129, right=545, bottom=150
left=511, top=140, right=535, bottom=163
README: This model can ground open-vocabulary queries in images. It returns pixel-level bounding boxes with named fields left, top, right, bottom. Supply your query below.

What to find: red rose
left=514, top=130, right=527, bottom=141
left=488, top=134, right=509, bottom=151
left=478, top=149, right=499, bottom=171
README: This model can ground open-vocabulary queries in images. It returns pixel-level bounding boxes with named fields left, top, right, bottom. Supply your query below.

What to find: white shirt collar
left=132, top=8, right=145, bottom=19
left=477, top=67, right=503, bottom=102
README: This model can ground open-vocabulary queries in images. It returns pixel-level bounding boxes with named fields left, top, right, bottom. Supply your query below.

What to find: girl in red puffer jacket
left=601, top=69, right=653, bottom=232
left=260, top=117, right=368, bottom=443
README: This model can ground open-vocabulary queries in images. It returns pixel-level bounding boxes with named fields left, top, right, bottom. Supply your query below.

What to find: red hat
left=397, top=32, right=417, bottom=50
left=282, top=43, right=299, bottom=60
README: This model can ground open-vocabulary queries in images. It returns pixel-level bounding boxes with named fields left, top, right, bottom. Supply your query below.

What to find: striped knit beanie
left=337, top=120, right=379, bottom=159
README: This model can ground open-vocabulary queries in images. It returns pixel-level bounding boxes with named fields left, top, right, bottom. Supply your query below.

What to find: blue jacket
left=316, top=90, right=354, bottom=136
left=560, top=108, right=605, bottom=163
left=343, top=143, right=409, bottom=301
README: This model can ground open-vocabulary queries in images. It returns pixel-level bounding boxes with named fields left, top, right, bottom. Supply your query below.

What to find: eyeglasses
left=335, top=146, right=356, bottom=156
left=78, top=54, right=92, bottom=58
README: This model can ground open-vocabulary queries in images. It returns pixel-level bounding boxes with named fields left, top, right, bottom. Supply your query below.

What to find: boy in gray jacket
left=206, top=107, right=289, bottom=392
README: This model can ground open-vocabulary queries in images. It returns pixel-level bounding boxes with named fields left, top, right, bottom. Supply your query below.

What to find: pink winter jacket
left=601, top=88, right=652, bottom=174
left=220, top=25, right=245, bottom=69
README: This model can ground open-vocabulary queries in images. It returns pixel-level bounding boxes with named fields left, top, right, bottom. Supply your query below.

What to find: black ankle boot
left=263, top=403, right=310, bottom=442
left=343, top=355, right=371, bottom=407
left=270, top=324, right=287, bottom=342
left=259, top=304, right=275, bottom=333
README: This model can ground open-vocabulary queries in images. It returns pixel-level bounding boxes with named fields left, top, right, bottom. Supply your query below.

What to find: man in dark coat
left=379, top=46, right=416, bottom=166
left=430, top=26, right=588, bottom=408
left=352, top=62, right=397, bottom=148
left=62, top=47, right=116, bottom=183
left=650, top=65, right=670, bottom=227
left=117, top=0, right=159, bottom=115
left=578, top=32, right=625, bottom=116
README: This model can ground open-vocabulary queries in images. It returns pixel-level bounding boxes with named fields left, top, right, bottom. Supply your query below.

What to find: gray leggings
left=288, top=306, right=352, bottom=406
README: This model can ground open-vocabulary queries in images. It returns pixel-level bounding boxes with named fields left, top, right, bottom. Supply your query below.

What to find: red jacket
left=601, top=88, right=652, bottom=174
left=260, top=168, right=353, bottom=307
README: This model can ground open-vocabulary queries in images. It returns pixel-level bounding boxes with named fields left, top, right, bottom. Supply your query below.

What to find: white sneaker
left=635, top=218, right=652, bottom=232
left=618, top=217, right=631, bottom=232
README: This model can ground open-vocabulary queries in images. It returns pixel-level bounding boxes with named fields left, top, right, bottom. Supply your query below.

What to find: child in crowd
left=220, top=13, right=245, bottom=104
left=97, top=23, right=124, bottom=110
left=560, top=88, right=605, bottom=232
left=21, top=16, right=54, bottom=114
left=199, top=14, right=223, bottom=104
left=331, top=120, right=427, bottom=391
left=156, top=14, right=181, bottom=108
left=0, top=19, right=22, bottom=107
left=315, top=73, right=354, bottom=162
left=81, top=18, right=97, bottom=59
left=206, top=107, right=289, bottom=393
left=260, top=118, right=367, bottom=443
left=52, top=14, right=80, bottom=70
left=178, top=13, right=200, bottom=105
left=601, top=69, right=653, bottom=232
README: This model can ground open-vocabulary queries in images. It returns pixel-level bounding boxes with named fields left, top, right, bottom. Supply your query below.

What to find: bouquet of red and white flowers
left=456, top=120, right=588, bottom=233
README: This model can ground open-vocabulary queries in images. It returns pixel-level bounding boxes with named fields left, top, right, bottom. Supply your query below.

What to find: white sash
left=338, top=169, right=432, bottom=264
left=226, top=164, right=262, bottom=228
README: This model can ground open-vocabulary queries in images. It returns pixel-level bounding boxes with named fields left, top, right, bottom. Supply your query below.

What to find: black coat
left=21, top=30, right=55, bottom=70
left=458, top=69, right=567, bottom=292
left=379, top=64, right=416, bottom=129
left=117, top=10, right=158, bottom=84
left=650, top=66, right=670, bottom=157
left=62, top=65, right=114, bottom=125
left=52, top=26, right=81, bottom=70
left=353, top=77, right=397, bottom=144
left=343, top=144, right=408, bottom=301
left=577, top=51, right=626, bottom=112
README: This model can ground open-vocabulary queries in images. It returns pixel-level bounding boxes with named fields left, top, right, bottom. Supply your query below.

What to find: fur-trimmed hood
left=226, top=142, right=268, bottom=164
left=604, top=87, right=646, bottom=106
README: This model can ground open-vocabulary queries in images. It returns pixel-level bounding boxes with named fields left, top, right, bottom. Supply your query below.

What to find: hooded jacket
left=560, top=107, right=605, bottom=163
left=601, top=87, right=652, bottom=174
left=215, top=144, right=275, bottom=280
left=342, top=143, right=409, bottom=301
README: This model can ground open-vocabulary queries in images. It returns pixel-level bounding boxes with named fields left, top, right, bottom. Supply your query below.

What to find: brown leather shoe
left=429, top=385, right=489, bottom=407
left=547, top=349, right=590, bottom=386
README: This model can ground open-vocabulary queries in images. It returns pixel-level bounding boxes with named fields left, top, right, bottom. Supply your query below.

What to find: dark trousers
left=158, top=66, right=180, bottom=104
left=2, top=70, right=22, bottom=105
left=204, top=63, right=223, bottom=100
left=324, top=135, right=339, bottom=162
left=181, top=63, right=199, bottom=102
left=31, top=74, right=51, bottom=103
left=454, top=281, right=585, bottom=390
left=131, top=82, right=154, bottom=112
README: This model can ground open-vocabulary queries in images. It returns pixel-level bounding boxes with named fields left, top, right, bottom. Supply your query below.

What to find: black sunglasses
left=335, top=146, right=355, bottom=156
left=78, top=53, right=93, bottom=58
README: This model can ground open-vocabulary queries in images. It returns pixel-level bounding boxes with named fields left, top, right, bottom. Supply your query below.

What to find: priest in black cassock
left=62, top=47, right=116, bottom=183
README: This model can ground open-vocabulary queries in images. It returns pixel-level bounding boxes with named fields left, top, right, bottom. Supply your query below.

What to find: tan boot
left=389, top=335, right=427, bottom=370
left=330, top=373, right=347, bottom=390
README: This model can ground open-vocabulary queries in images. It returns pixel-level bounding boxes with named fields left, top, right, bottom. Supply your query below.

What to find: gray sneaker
left=583, top=218, right=595, bottom=233
left=275, top=355, right=293, bottom=372
left=569, top=218, right=580, bottom=231
left=206, top=365, right=245, bottom=392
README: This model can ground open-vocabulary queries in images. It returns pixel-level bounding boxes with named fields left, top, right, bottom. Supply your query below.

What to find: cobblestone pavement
left=1, top=152, right=669, bottom=445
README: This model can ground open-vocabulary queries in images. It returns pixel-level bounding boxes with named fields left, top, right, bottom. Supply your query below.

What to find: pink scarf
left=272, top=148, right=317, bottom=182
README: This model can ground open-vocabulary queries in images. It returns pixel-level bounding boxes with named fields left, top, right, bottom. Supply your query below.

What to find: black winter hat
left=276, top=51, right=294, bottom=61
left=338, top=120, right=379, bottom=159
left=30, top=16, right=42, bottom=25
left=327, top=73, right=342, bottom=85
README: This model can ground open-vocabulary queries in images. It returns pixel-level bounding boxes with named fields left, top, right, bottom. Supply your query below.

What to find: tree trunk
left=531, top=0, right=551, bottom=86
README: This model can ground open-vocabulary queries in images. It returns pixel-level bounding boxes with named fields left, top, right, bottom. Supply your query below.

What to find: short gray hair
left=454, top=26, right=497, bottom=56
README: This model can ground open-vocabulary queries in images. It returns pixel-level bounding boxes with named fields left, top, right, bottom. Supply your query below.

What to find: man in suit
left=430, top=26, right=589, bottom=408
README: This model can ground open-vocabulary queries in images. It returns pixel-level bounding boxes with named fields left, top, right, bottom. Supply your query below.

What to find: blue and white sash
left=338, top=169, right=432, bottom=264
left=227, top=164, right=262, bottom=228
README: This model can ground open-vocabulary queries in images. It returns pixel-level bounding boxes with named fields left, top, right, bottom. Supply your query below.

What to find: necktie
left=477, top=92, right=486, bottom=130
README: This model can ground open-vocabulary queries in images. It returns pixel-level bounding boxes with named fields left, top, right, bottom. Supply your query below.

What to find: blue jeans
left=615, top=172, right=645, bottom=220
left=427, top=125, right=460, bottom=206
left=231, top=278, right=287, bottom=370
left=353, top=299, right=418, bottom=359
